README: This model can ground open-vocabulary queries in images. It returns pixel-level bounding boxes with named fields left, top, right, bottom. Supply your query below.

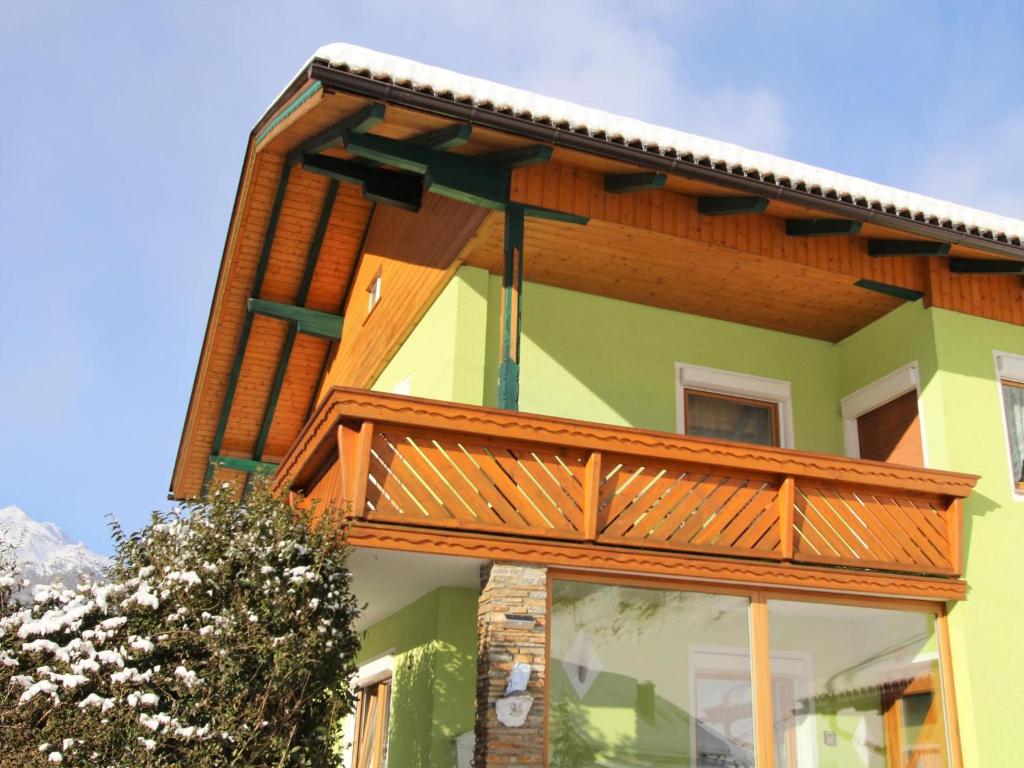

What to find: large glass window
left=767, top=599, right=948, bottom=768
left=550, top=580, right=755, bottom=767
left=549, top=580, right=953, bottom=768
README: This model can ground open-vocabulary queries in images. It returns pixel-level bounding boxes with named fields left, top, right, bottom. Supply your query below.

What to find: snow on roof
left=300, top=43, right=1024, bottom=246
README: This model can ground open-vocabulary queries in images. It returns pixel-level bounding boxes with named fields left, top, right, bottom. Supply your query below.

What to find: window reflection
left=767, top=600, right=948, bottom=768
left=549, top=580, right=755, bottom=767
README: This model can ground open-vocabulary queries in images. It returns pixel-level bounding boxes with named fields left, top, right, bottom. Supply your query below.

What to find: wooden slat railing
left=276, top=388, right=977, bottom=577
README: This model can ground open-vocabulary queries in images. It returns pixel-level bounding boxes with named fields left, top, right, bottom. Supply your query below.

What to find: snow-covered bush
left=0, top=484, right=361, bottom=767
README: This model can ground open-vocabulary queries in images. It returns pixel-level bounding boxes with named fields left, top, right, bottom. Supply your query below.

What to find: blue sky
left=3, top=2, right=1023, bottom=554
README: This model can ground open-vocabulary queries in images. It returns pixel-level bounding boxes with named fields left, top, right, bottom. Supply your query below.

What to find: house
left=170, top=43, right=1024, bottom=767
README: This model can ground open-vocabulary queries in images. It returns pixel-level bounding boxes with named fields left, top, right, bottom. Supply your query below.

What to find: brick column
left=475, top=563, right=548, bottom=767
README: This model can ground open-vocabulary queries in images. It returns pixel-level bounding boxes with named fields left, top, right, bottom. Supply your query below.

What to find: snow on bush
left=0, top=484, right=361, bottom=767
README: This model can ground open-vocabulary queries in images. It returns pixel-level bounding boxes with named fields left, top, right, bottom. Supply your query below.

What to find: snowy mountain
left=0, top=505, right=108, bottom=590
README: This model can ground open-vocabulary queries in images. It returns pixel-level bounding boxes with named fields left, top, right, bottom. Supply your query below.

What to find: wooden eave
left=172, top=69, right=1024, bottom=500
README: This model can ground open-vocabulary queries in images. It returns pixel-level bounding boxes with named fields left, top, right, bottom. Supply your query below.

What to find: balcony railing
left=276, top=388, right=976, bottom=577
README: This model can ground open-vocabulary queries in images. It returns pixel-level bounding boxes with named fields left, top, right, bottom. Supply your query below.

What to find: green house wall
left=371, top=266, right=1024, bottom=768
left=354, top=587, right=478, bottom=768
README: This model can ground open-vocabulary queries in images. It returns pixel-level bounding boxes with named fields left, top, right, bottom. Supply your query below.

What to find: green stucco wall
left=837, top=301, right=1024, bottom=768
left=507, top=276, right=844, bottom=455
left=375, top=270, right=1024, bottom=768
left=373, top=266, right=490, bottom=404
left=355, top=587, right=477, bottom=768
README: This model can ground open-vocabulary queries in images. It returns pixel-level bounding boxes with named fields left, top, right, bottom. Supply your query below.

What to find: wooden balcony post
left=497, top=203, right=525, bottom=410
left=778, top=476, right=795, bottom=560
left=947, top=498, right=964, bottom=575
left=750, top=593, right=778, bottom=768
left=337, top=420, right=374, bottom=518
left=582, top=451, right=603, bottom=540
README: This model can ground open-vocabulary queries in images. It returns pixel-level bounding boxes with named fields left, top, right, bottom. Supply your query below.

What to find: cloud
left=426, top=0, right=790, bottom=154
left=912, top=110, right=1024, bottom=219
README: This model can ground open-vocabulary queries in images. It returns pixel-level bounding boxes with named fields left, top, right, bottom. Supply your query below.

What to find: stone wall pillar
left=474, top=562, right=548, bottom=767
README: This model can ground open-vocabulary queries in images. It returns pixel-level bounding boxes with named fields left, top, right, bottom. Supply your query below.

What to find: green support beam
left=498, top=204, right=525, bottom=410
left=209, top=456, right=279, bottom=475
left=247, top=298, right=344, bottom=340
left=785, top=219, right=863, bottom=237
left=867, top=239, right=951, bottom=257
left=854, top=279, right=925, bottom=302
left=285, top=103, right=386, bottom=165
left=478, top=145, right=553, bottom=168
left=203, top=164, right=293, bottom=495
left=410, top=123, right=473, bottom=150
left=341, top=130, right=509, bottom=208
left=244, top=181, right=341, bottom=496
left=301, top=153, right=422, bottom=212
left=521, top=206, right=589, bottom=225
left=949, top=257, right=1024, bottom=274
left=604, top=172, right=667, bottom=194
left=697, top=196, right=770, bottom=216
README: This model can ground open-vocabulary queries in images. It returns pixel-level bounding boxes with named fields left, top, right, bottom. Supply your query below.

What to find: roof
left=298, top=42, right=1024, bottom=247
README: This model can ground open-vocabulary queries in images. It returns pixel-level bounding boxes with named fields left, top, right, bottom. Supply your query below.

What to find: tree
left=0, top=483, right=362, bottom=767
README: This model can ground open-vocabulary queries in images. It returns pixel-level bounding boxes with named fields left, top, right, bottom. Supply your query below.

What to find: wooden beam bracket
left=949, top=257, right=1024, bottom=274
left=785, top=218, right=862, bottom=237
left=285, top=103, right=386, bottom=165
left=301, top=153, right=423, bottom=211
left=209, top=455, right=279, bottom=476
left=698, top=196, right=770, bottom=216
left=409, top=123, right=473, bottom=150
left=478, top=144, right=553, bottom=168
left=604, top=172, right=667, bottom=194
left=247, top=298, right=344, bottom=340
left=867, top=239, right=951, bottom=257
left=854, top=279, right=925, bottom=302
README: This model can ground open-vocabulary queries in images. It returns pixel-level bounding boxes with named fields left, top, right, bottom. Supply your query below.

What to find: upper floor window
left=1003, top=380, right=1024, bottom=487
left=676, top=363, right=793, bottom=448
left=685, top=389, right=779, bottom=447
left=996, top=352, right=1024, bottom=492
left=366, top=268, right=383, bottom=315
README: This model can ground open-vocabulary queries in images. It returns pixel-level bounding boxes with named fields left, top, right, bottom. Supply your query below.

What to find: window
left=840, top=363, right=925, bottom=466
left=1001, top=379, right=1024, bottom=488
left=676, top=364, right=793, bottom=448
left=367, top=268, right=383, bottom=315
left=685, top=390, right=779, bottom=447
left=548, top=578, right=957, bottom=768
left=767, top=599, right=949, bottom=768
left=995, top=352, right=1024, bottom=492
left=353, top=676, right=391, bottom=768
left=550, top=580, right=755, bottom=766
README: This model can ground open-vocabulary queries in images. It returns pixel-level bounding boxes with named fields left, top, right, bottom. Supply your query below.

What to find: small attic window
left=367, top=268, right=382, bottom=315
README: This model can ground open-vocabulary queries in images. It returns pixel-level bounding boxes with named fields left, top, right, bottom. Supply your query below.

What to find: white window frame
left=993, top=351, right=1024, bottom=499
left=688, top=645, right=815, bottom=768
left=840, top=363, right=926, bottom=465
left=675, top=363, right=794, bottom=449
left=340, top=652, right=395, bottom=768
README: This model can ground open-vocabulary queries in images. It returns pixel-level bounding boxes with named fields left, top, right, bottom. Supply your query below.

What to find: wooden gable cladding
left=925, top=258, right=1024, bottom=325
left=174, top=148, right=374, bottom=498
left=175, top=149, right=282, bottom=497
left=465, top=213, right=903, bottom=341
left=217, top=172, right=372, bottom=467
left=316, top=193, right=493, bottom=398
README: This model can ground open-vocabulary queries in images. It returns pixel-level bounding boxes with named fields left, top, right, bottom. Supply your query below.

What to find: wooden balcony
left=276, top=388, right=976, bottom=581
